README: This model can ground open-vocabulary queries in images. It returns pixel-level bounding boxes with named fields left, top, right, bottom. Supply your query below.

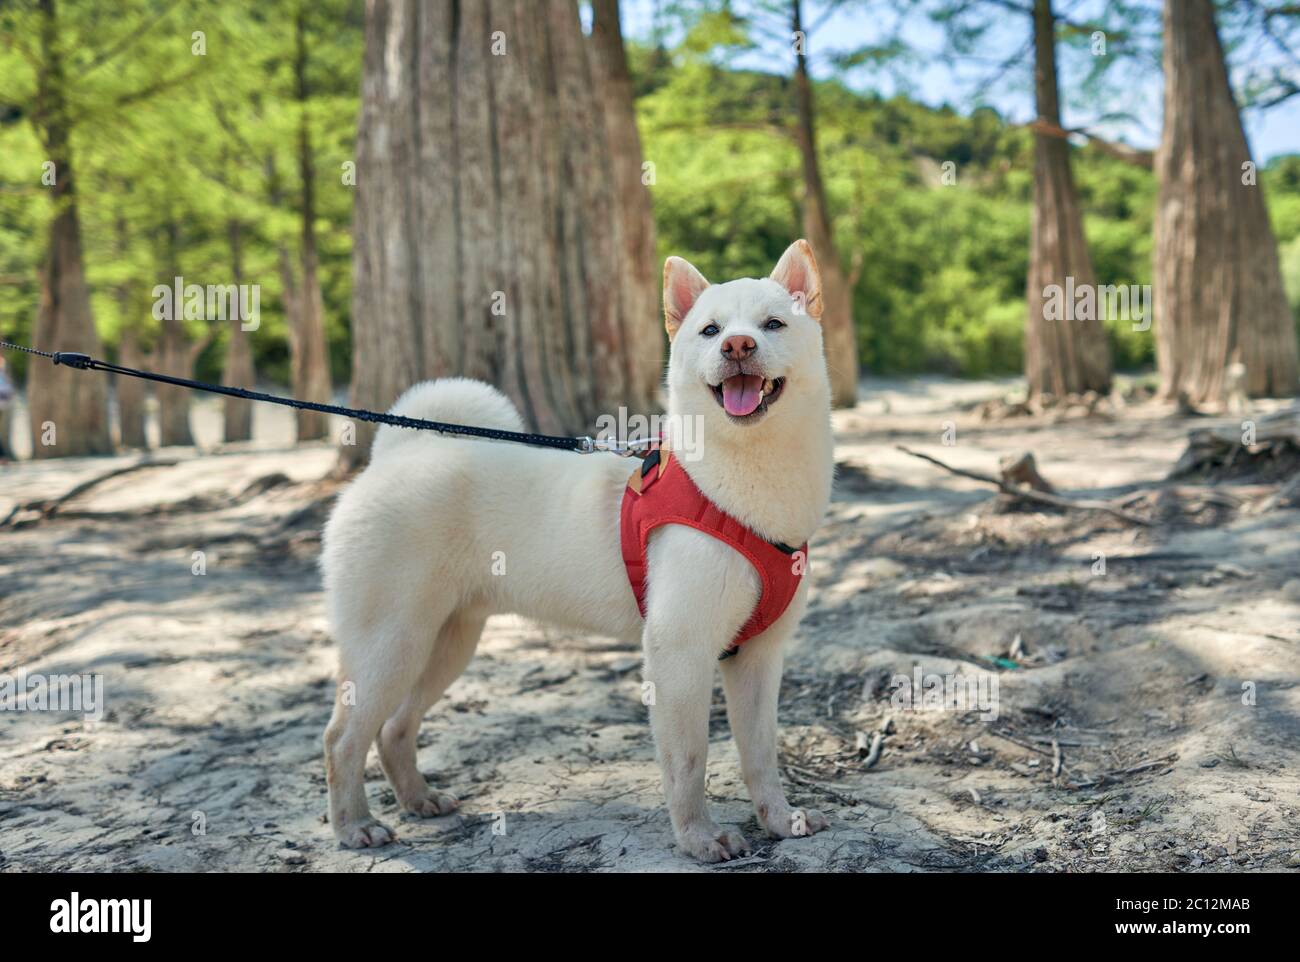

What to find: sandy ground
left=1, top=379, right=1298, bottom=873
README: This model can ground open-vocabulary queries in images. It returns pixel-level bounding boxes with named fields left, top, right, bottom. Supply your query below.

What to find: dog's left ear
left=770, top=239, right=823, bottom=322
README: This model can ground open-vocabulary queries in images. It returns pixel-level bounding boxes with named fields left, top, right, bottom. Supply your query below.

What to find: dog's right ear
left=663, top=256, right=710, bottom=340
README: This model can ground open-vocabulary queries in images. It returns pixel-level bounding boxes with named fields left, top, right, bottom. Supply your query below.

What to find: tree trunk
left=591, top=0, right=662, bottom=411
left=116, top=326, right=149, bottom=449
left=344, top=0, right=661, bottom=466
left=1153, top=0, right=1299, bottom=403
left=1024, top=0, right=1111, bottom=399
left=27, top=0, right=112, bottom=458
left=222, top=218, right=255, bottom=442
left=112, top=207, right=148, bottom=449
left=154, top=219, right=197, bottom=448
left=791, top=0, right=857, bottom=408
left=290, top=5, right=333, bottom=442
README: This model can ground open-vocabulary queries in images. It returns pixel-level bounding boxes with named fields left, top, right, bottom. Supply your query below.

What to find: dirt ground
left=2, top=378, right=1298, bottom=873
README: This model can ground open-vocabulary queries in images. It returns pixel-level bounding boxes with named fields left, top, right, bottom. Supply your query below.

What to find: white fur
left=321, top=241, right=835, bottom=861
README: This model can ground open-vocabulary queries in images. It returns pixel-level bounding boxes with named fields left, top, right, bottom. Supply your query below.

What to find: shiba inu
left=321, top=240, right=835, bottom=862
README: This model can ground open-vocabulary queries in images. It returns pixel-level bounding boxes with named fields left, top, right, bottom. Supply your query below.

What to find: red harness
left=620, top=448, right=807, bottom=659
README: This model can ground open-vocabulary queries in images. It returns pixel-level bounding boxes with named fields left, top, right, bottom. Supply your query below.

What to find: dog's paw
left=759, top=805, right=830, bottom=839
left=335, top=818, right=397, bottom=849
left=676, top=822, right=752, bottom=863
left=402, top=789, right=460, bottom=819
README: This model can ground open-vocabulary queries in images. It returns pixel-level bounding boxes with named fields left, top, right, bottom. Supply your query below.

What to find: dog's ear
left=663, top=256, right=710, bottom=340
left=770, top=239, right=823, bottom=322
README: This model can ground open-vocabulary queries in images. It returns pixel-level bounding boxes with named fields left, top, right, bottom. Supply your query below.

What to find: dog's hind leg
left=324, top=601, right=455, bottom=849
left=377, top=605, right=486, bottom=818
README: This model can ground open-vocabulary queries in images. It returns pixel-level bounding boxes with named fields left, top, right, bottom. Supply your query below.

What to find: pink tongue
left=721, top=374, right=763, bottom=416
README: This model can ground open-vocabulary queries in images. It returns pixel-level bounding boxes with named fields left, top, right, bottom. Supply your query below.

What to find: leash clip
left=583, top=436, right=657, bottom=458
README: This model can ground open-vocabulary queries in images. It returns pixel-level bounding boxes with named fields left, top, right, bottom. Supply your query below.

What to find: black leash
left=0, top=341, right=652, bottom=457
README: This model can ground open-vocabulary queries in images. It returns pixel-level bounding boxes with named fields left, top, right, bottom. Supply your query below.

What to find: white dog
left=321, top=240, right=835, bottom=862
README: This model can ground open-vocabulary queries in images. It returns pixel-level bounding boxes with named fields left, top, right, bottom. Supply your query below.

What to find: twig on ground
left=895, top=445, right=1152, bottom=525
left=1, top=458, right=179, bottom=527
left=783, top=763, right=892, bottom=810
left=860, top=732, right=885, bottom=770
left=1067, top=752, right=1180, bottom=788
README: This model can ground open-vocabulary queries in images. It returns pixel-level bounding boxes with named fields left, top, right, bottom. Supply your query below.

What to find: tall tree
left=153, top=215, right=211, bottom=448
left=222, top=216, right=255, bottom=442
left=1153, top=0, right=1299, bottom=402
left=2, top=0, right=208, bottom=456
left=345, top=0, right=661, bottom=466
left=112, top=204, right=148, bottom=448
left=1023, top=0, right=1111, bottom=398
left=287, top=2, right=333, bottom=441
left=592, top=0, right=662, bottom=412
left=790, top=0, right=858, bottom=407
left=25, top=0, right=112, bottom=456
left=681, top=0, right=863, bottom=405
left=928, top=0, right=1114, bottom=397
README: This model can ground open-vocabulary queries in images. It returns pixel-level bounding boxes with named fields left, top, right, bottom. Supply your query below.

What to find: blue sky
left=618, top=0, right=1300, bottom=162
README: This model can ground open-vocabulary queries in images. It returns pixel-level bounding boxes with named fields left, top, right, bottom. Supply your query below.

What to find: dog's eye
left=763, top=317, right=786, bottom=331
left=700, top=323, right=720, bottom=337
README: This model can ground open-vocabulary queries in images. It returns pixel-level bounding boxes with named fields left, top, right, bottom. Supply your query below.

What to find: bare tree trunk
left=290, top=5, right=333, bottom=441
left=0, top=378, right=11, bottom=459
left=116, top=325, right=149, bottom=449
left=344, top=0, right=660, bottom=467
left=1153, top=0, right=1299, bottom=403
left=791, top=0, right=857, bottom=408
left=27, top=0, right=111, bottom=458
left=222, top=218, right=255, bottom=442
left=591, top=0, right=662, bottom=412
left=112, top=206, right=148, bottom=449
left=1024, top=0, right=1111, bottom=399
left=153, top=218, right=204, bottom=448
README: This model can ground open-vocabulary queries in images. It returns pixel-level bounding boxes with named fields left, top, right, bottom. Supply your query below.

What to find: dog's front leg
left=641, top=531, right=757, bottom=862
left=719, top=608, right=829, bottom=841
left=643, top=611, right=751, bottom=863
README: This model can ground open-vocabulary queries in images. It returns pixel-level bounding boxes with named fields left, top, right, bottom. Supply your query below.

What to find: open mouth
left=710, top=374, right=786, bottom=421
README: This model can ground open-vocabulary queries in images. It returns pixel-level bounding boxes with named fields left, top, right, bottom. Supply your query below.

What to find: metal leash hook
left=576, top=436, right=659, bottom=457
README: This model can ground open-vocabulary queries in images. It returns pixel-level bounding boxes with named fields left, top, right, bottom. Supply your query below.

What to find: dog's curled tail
left=370, top=378, right=526, bottom=461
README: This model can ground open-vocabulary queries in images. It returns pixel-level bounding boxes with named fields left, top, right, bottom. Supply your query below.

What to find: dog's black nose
left=721, top=334, right=756, bottom=360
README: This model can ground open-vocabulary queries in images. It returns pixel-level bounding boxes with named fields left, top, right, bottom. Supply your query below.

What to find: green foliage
left=2, top=0, right=1298, bottom=391
left=637, top=39, right=1217, bottom=377
left=0, top=0, right=360, bottom=387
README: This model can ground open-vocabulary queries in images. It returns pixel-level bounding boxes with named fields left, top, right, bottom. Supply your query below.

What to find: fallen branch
left=1068, top=752, right=1179, bottom=788
left=1, top=458, right=178, bottom=527
left=895, top=446, right=1152, bottom=526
